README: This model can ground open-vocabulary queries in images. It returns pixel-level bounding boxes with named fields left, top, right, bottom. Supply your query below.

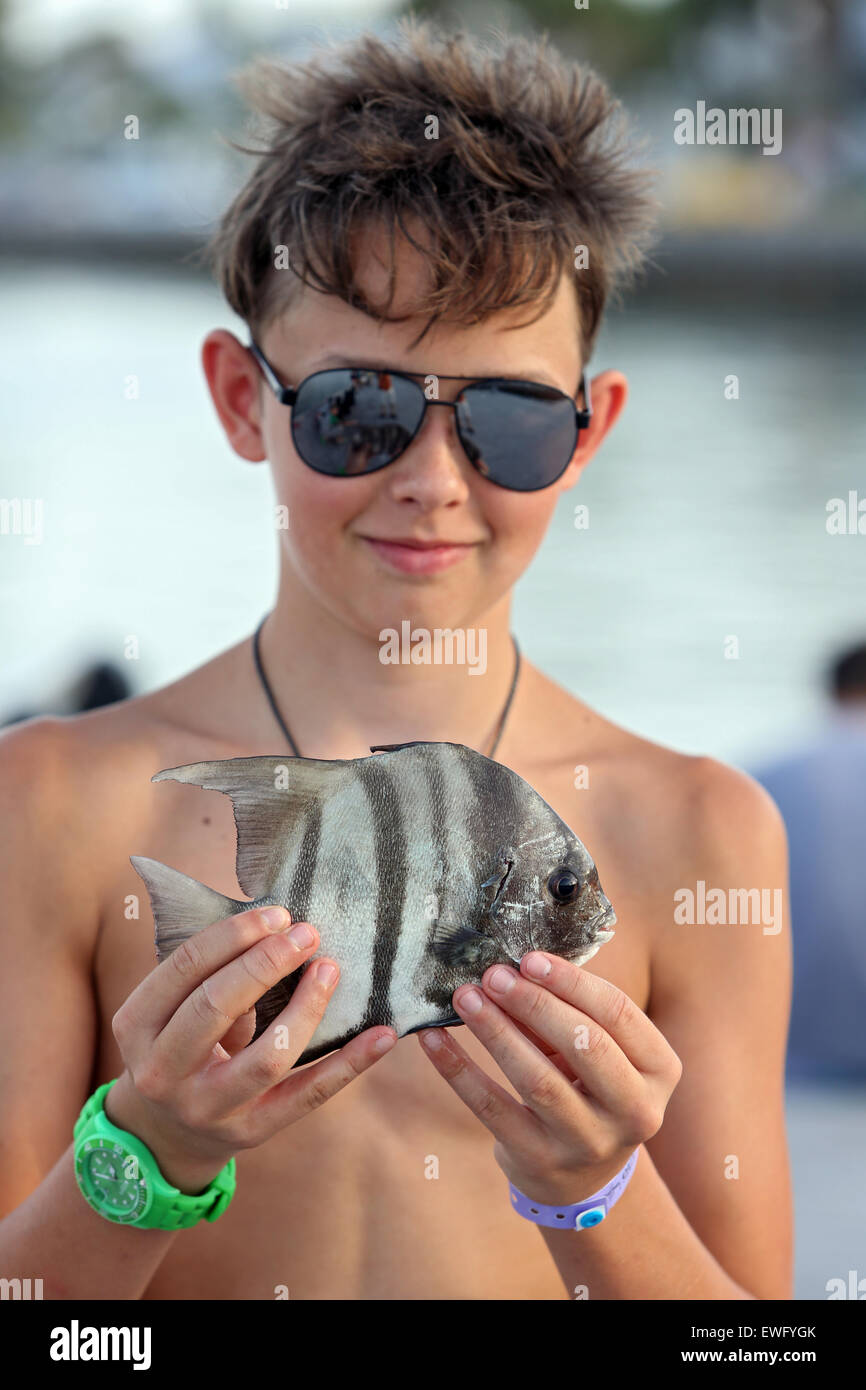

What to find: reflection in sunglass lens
left=455, top=381, right=578, bottom=492
left=291, top=369, right=426, bottom=476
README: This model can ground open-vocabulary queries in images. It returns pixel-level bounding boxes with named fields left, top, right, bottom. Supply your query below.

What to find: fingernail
left=315, top=959, right=337, bottom=986
left=420, top=1029, right=443, bottom=1050
left=261, top=906, right=290, bottom=930
left=487, top=966, right=516, bottom=993
left=523, top=952, right=552, bottom=979
left=456, top=987, right=483, bottom=1015
left=373, top=1032, right=397, bottom=1054
left=288, top=922, right=315, bottom=948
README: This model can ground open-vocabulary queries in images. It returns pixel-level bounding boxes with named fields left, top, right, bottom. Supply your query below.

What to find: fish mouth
left=570, top=910, right=616, bottom=968
left=591, top=900, right=617, bottom=928
left=585, top=902, right=617, bottom=941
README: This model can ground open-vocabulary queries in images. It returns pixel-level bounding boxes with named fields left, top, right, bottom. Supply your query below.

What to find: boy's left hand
left=417, top=951, right=683, bottom=1206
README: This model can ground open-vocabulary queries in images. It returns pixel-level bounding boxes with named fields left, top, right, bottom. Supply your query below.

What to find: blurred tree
left=397, top=0, right=810, bottom=80
left=0, top=0, right=30, bottom=140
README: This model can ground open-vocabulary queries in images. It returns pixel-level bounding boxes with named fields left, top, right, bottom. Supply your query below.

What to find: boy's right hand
left=105, top=906, right=397, bottom=1194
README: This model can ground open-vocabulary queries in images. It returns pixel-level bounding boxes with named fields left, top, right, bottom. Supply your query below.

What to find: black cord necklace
left=251, top=615, right=521, bottom=761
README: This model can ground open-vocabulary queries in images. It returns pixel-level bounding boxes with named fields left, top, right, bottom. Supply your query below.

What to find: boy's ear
left=201, top=329, right=268, bottom=463
left=557, top=369, right=628, bottom=492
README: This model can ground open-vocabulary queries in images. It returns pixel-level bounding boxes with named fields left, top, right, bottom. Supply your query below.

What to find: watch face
left=76, top=1139, right=152, bottom=1223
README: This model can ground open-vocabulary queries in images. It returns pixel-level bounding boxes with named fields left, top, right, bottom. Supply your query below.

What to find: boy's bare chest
left=91, top=741, right=651, bottom=1299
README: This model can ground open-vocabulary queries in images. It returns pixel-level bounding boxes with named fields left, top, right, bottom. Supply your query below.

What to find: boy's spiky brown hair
left=204, top=18, right=656, bottom=359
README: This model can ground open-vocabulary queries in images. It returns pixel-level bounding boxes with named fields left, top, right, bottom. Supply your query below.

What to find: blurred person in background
left=753, top=643, right=866, bottom=1083
left=2, top=661, right=132, bottom=726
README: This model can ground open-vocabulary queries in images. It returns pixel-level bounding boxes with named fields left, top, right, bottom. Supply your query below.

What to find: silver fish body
left=131, top=742, right=616, bottom=1066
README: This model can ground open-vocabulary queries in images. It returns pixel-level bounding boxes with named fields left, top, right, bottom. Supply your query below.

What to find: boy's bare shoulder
left=0, top=643, right=248, bottom=788
left=0, top=709, right=153, bottom=957
left=0, top=648, right=248, bottom=921
left=522, top=661, right=786, bottom=861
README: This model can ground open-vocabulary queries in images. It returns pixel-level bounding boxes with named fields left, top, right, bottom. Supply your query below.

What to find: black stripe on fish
left=425, top=749, right=450, bottom=935
left=287, top=799, right=322, bottom=925
left=252, top=802, right=322, bottom=1040
left=456, top=746, right=523, bottom=958
left=458, top=743, right=504, bottom=861
left=334, top=852, right=355, bottom=922
left=418, top=750, right=468, bottom=1016
left=356, top=757, right=407, bottom=1032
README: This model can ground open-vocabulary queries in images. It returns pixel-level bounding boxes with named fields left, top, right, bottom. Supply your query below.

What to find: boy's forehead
left=264, top=221, right=583, bottom=390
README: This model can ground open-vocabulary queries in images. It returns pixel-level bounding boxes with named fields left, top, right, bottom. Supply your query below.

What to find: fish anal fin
left=404, top=1014, right=463, bottom=1035
left=130, top=856, right=244, bottom=962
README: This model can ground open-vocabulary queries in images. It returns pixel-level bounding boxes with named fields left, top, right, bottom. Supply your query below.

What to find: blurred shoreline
left=2, top=228, right=863, bottom=303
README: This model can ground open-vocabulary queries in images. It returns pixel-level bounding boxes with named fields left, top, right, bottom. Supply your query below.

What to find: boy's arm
left=0, top=717, right=400, bottom=1300
left=0, top=718, right=185, bottom=1297
left=420, top=758, right=794, bottom=1300
left=540, top=760, right=794, bottom=1300
left=635, top=760, right=794, bottom=1298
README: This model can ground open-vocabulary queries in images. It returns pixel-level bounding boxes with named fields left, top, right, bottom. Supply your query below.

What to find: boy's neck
left=254, top=571, right=519, bottom=761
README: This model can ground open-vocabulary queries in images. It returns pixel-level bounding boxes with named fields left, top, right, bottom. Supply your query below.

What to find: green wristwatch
left=73, top=1079, right=236, bottom=1229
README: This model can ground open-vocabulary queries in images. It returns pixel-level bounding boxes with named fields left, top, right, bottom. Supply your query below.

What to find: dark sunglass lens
left=456, top=381, right=578, bottom=491
left=291, top=370, right=425, bottom=476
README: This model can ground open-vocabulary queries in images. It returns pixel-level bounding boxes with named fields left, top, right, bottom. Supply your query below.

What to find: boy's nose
left=384, top=405, right=473, bottom=509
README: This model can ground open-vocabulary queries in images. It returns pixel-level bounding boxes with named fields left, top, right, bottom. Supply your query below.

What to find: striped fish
left=131, top=742, right=616, bottom=1066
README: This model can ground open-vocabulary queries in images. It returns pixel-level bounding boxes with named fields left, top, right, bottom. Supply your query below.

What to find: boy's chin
left=349, top=600, right=495, bottom=643
left=293, top=539, right=513, bottom=637
left=330, top=582, right=501, bottom=645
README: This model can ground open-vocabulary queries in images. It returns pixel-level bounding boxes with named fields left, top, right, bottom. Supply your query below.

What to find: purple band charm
left=508, top=1148, right=639, bottom=1230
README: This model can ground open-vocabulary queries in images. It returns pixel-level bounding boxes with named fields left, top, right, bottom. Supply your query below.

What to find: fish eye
left=547, top=868, right=581, bottom=903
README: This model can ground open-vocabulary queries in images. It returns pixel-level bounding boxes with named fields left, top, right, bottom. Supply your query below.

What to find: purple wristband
left=508, top=1148, right=639, bottom=1230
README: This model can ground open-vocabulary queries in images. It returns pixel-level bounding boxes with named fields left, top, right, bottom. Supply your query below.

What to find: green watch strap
left=74, top=1079, right=236, bottom=1229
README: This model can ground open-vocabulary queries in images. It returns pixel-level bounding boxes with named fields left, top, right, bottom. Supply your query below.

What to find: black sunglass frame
left=247, top=339, right=592, bottom=491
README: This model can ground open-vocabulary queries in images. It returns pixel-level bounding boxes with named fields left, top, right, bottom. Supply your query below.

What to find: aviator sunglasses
left=248, top=339, right=592, bottom=493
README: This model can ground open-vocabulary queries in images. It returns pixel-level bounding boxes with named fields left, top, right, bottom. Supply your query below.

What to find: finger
left=152, top=920, right=320, bottom=1076
left=481, top=964, right=639, bottom=1112
left=511, top=1017, right=558, bottom=1057
left=218, top=954, right=346, bottom=1106
left=218, top=1007, right=257, bottom=1057
left=519, top=953, right=675, bottom=1076
left=253, top=1024, right=399, bottom=1129
left=416, top=1022, right=548, bottom=1150
left=118, top=905, right=296, bottom=1055
left=510, top=1018, right=590, bottom=1081
left=448, top=984, right=602, bottom=1137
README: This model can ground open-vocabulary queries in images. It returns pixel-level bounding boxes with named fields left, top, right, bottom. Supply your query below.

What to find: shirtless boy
left=0, top=23, right=793, bottom=1300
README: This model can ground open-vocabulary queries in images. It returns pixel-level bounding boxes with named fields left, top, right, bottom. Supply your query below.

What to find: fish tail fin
left=130, top=855, right=245, bottom=962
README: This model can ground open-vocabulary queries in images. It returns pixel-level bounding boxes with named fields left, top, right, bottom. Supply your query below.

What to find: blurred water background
left=1, top=0, right=864, bottom=1301
left=1, top=263, right=864, bottom=770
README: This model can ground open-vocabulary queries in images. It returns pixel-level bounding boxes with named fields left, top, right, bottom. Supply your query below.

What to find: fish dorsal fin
left=152, top=756, right=350, bottom=900
left=368, top=742, right=429, bottom=754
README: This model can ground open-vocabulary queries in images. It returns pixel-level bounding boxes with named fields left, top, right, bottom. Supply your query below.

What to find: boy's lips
left=359, top=535, right=479, bottom=575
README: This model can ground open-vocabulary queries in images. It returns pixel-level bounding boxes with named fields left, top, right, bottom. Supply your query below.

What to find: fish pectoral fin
left=430, top=922, right=501, bottom=970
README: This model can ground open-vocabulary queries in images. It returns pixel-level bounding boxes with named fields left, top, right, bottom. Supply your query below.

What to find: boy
left=0, top=22, right=792, bottom=1300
